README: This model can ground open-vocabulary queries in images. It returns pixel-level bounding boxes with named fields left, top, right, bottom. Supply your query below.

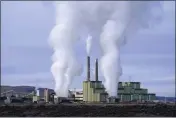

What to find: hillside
left=1, top=85, right=54, bottom=95
left=156, top=96, right=176, bottom=102
left=1, top=86, right=35, bottom=94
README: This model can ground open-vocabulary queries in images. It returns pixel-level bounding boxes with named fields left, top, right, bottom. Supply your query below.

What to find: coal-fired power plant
left=49, top=1, right=162, bottom=102
left=83, top=56, right=156, bottom=103
left=83, top=56, right=117, bottom=103
left=0, top=2, right=162, bottom=109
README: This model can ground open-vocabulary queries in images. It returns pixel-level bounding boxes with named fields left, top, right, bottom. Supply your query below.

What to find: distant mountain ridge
left=1, top=85, right=54, bottom=95
left=156, top=96, right=176, bottom=102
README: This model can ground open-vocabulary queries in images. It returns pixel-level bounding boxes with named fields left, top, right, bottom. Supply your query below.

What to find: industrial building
left=83, top=57, right=108, bottom=102
left=71, top=89, right=83, bottom=101
left=0, top=55, right=156, bottom=104
left=118, top=82, right=156, bottom=102
left=83, top=56, right=156, bottom=103
left=33, top=88, right=56, bottom=103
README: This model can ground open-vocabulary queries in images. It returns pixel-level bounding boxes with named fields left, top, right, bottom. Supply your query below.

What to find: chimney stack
left=44, top=88, right=49, bottom=103
left=95, top=59, right=98, bottom=81
left=87, top=56, right=90, bottom=81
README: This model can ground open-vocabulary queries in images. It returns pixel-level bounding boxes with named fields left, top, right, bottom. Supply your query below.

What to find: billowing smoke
left=49, top=2, right=83, bottom=97
left=86, top=35, right=92, bottom=55
left=99, top=2, right=162, bottom=97
left=49, top=1, right=162, bottom=97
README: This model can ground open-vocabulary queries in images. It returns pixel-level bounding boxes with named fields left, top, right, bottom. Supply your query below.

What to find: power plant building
left=118, top=82, right=156, bottom=102
left=83, top=56, right=156, bottom=103
left=83, top=57, right=108, bottom=102
left=83, top=81, right=108, bottom=102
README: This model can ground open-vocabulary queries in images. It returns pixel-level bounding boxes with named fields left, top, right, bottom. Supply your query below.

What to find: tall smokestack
left=87, top=56, right=90, bottom=81
left=95, top=59, right=98, bottom=81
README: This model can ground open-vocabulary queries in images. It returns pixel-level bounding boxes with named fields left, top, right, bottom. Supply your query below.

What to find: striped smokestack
left=95, top=59, right=98, bottom=81
left=87, top=56, right=90, bottom=81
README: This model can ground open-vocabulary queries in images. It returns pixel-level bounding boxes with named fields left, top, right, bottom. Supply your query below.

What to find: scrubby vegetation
left=0, top=104, right=175, bottom=117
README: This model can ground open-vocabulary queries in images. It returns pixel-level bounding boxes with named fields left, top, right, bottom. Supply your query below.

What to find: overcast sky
left=1, top=1, right=175, bottom=97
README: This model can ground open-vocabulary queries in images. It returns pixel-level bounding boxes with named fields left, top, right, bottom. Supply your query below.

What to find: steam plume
left=86, top=35, right=92, bottom=55
left=49, top=2, right=82, bottom=97
left=99, top=2, right=162, bottom=97
left=48, top=1, right=162, bottom=97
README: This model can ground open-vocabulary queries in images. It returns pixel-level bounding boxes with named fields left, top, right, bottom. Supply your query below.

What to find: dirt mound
left=0, top=104, right=175, bottom=117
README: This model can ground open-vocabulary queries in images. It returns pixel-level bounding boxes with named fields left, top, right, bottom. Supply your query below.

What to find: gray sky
left=1, top=1, right=175, bottom=97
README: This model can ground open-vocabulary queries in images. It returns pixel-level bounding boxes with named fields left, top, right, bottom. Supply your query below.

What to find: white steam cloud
left=100, top=2, right=162, bottom=97
left=49, top=1, right=162, bottom=97
left=49, top=2, right=83, bottom=97
left=86, top=35, right=92, bottom=55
